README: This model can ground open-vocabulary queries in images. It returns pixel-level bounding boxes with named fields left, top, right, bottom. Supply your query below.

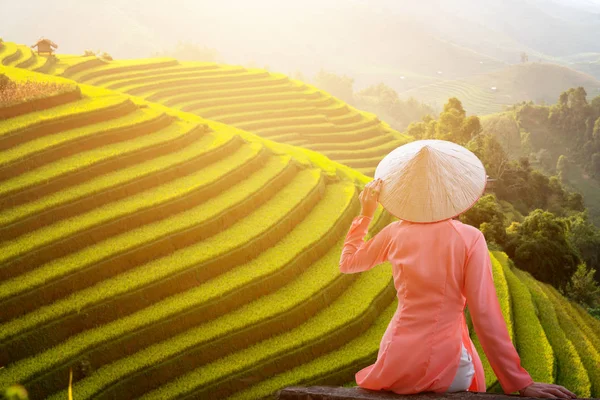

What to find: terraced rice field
left=398, top=78, right=513, bottom=116
left=0, top=65, right=401, bottom=399
left=1, top=45, right=600, bottom=399
left=0, top=42, right=53, bottom=73
left=0, top=41, right=410, bottom=177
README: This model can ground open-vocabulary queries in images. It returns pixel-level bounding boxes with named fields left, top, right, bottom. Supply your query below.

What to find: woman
left=339, top=140, right=577, bottom=399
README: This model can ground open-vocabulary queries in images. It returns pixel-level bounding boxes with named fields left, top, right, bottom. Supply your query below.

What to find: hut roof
left=33, top=38, right=58, bottom=48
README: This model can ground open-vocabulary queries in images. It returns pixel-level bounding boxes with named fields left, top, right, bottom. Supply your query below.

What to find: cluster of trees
left=513, top=87, right=600, bottom=180
left=311, top=70, right=436, bottom=131
left=153, top=41, right=220, bottom=62
left=407, top=98, right=584, bottom=215
left=355, top=83, right=437, bottom=130
left=407, top=97, right=600, bottom=312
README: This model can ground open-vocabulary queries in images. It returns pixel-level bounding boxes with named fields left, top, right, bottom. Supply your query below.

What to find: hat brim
left=373, top=139, right=488, bottom=223
left=380, top=178, right=488, bottom=224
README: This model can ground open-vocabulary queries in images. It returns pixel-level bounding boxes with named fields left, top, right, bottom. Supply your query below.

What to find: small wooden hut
left=31, top=38, right=58, bottom=56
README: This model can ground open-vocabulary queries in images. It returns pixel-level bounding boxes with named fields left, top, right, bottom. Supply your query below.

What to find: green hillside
left=0, top=46, right=600, bottom=399
left=0, top=42, right=411, bottom=178
left=399, top=63, right=600, bottom=116
left=480, top=87, right=600, bottom=227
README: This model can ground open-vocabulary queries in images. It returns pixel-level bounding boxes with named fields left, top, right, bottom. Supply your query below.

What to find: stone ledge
left=276, top=386, right=597, bottom=400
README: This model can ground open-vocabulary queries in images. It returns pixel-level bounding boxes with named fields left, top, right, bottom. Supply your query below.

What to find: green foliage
left=153, top=41, right=220, bottom=62
left=406, top=97, right=480, bottom=145
left=356, top=83, right=435, bottom=130
left=466, top=133, right=509, bottom=184
left=535, top=148, right=555, bottom=172
left=593, top=118, right=600, bottom=141
left=520, top=130, right=534, bottom=156
left=480, top=112, right=522, bottom=158
left=514, top=87, right=600, bottom=185
left=564, top=264, right=600, bottom=308
left=460, top=194, right=507, bottom=246
left=592, top=153, right=600, bottom=179
left=437, top=98, right=481, bottom=144
left=565, top=211, right=600, bottom=280
left=557, top=155, right=570, bottom=182
left=505, top=209, right=581, bottom=289
left=586, top=307, right=600, bottom=319
left=313, top=69, right=354, bottom=104
left=494, top=157, right=584, bottom=217
left=408, top=98, right=583, bottom=220
left=2, top=384, right=29, bottom=400
left=100, top=52, right=113, bottom=61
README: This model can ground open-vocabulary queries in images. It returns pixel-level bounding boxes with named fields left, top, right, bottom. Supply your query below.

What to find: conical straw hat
left=373, top=139, right=487, bottom=223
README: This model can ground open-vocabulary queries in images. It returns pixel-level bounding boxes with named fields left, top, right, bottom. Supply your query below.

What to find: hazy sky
left=2, top=0, right=600, bottom=89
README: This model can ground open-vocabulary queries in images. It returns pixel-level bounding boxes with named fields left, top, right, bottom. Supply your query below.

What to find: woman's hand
left=519, top=382, right=577, bottom=399
left=359, top=178, right=382, bottom=218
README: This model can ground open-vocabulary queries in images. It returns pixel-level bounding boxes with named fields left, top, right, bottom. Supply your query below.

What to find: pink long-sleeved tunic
left=339, top=215, right=534, bottom=395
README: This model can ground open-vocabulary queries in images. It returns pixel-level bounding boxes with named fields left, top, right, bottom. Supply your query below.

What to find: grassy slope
left=1, top=45, right=599, bottom=399
left=482, top=109, right=600, bottom=226
left=398, top=63, right=600, bottom=116
left=0, top=42, right=412, bottom=178
left=0, top=64, right=396, bottom=400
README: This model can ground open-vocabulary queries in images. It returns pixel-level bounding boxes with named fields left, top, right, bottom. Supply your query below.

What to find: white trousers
left=447, top=342, right=475, bottom=392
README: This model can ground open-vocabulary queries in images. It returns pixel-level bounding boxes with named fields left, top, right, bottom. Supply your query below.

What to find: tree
left=566, top=211, right=600, bottom=280
left=592, top=153, right=600, bottom=178
left=505, top=209, right=581, bottom=289
left=467, top=133, right=509, bottom=180
left=520, top=52, right=529, bottom=63
left=313, top=69, right=354, bottom=103
left=535, top=148, right=554, bottom=171
left=434, top=97, right=481, bottom=144
left=355, top=85, right=436, bottom=131
left=593, top=117, right=600, bottom=140
left=520, top=130, right=533, bottom=157
left=564, top=263, right=600, bottom=308
left=358, top=83, right=398, bottom=110
left=459, top=194, right=507, bottom=246
left=292, top=70, right=306, bottom=82
left=153, top=41, right=219, bottom=62
left=556, top=155, right=569, bottom=182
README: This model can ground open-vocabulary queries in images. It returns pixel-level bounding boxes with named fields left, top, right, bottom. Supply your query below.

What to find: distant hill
left=398, top=62, right=600, bottom=115
left=4, top=0, right=600, bottom=103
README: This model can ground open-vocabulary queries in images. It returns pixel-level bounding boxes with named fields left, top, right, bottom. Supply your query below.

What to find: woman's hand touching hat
left=359, top=178, right=382, bottom=219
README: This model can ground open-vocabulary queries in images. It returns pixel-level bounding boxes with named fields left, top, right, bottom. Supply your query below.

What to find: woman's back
left=386, top=219, right=478, bottom=308
left=340, top=215, right=532, bottom=394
